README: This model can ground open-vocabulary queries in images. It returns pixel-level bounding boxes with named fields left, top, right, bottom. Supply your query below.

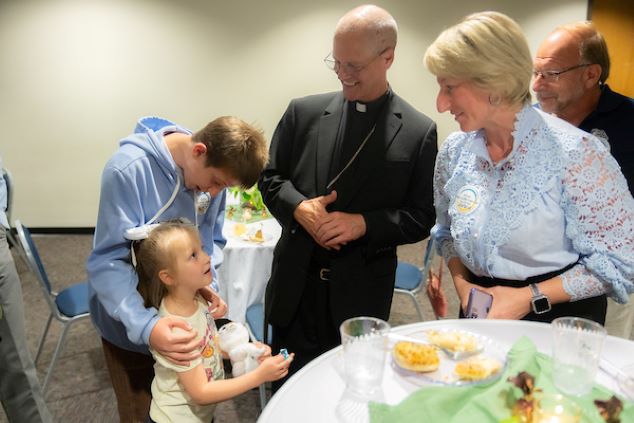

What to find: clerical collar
left=350, top=89, right=391, bottom=114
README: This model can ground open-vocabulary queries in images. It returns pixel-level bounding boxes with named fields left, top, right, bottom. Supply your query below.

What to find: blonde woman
left=423, top=11, right=634, bottom=323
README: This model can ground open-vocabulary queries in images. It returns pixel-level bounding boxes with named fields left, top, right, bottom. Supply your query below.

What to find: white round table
left=258, top=319, right=634, bottom=422
left=217, top=217, right=281, bottom=323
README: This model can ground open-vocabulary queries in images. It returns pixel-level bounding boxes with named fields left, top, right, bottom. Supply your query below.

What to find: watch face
left=532, top=296, right=551, bottom=314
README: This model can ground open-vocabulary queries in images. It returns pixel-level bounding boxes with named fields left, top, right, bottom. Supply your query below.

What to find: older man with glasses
left=534, top=21, right=634, bottom=339
left=259, top=4, right=437, bottom=389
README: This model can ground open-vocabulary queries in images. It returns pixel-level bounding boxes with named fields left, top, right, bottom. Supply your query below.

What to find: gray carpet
left=1, top=234, right=457, bottom=422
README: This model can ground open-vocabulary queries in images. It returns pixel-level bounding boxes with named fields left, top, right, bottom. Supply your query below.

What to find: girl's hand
left=256, top=353, right=294, bottom=382
left=198, top=286, right=228, bottom=318
left=254, top=342, right=272, bottom=363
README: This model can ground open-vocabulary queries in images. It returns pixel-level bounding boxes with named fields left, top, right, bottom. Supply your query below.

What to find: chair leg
left=258, top=383, right=267, bottom=410
left=42, top=321, right=72, bottom=394
left=406, top=292, right=425, bottom=321
left=35, top=313, right=53, bottom=364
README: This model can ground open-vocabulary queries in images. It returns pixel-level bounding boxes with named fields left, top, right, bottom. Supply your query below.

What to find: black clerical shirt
left=327, top=90, right=391, bottom=187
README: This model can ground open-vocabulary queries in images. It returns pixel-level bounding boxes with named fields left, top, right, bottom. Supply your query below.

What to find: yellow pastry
left=393, top=341, right=440, bottom=372
left=426, top=330, right=478, bottom=353
left=252, top=229, right=264, bottom=242
left=454, top=356, right=501, bottom=381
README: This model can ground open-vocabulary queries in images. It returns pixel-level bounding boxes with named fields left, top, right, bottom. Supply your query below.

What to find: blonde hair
left=424, top=11, right=532, bottom=105
left=134, top=222, right=200, bottom=309
left=556, top=21, right=610, bottom=84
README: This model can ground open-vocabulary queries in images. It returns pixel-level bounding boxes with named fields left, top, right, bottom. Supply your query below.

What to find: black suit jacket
left=259, top=91, right=437, bottom=328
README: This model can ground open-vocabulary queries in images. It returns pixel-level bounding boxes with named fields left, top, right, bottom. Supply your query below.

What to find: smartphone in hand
left=465, top=288, right=493, bottom=318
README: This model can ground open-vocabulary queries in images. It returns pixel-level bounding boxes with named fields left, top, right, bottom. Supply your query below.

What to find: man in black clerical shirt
left=259, top=4, right=437, bottom=388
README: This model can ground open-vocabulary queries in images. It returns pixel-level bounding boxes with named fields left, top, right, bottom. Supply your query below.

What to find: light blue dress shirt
left=433, top=105, right=634, bottom=303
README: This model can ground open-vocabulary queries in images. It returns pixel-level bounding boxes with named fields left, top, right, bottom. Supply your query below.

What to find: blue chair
left=245, top=303, right=272, bottom=344
left=394, top=237, right=436, bottom=321
left=244, top=302, right=272, bottom=411
left=15, top=220, right=90, bottom=394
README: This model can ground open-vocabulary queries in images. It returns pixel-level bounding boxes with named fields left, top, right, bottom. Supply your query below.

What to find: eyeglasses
left=532, top=63, right=592, bottom=82
left=324, top=49, right=387, bottom=74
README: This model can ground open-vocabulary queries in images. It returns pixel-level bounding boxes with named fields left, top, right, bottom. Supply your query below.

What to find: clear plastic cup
left=339, top=316, right=390, bottom=396
left=551, top=317, right=606, bottom=396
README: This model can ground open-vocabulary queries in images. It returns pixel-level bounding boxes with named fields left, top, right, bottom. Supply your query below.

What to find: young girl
left=134, top=222, right=292, bottom=423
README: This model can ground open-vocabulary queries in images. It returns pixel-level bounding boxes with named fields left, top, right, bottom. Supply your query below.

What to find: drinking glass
left=339, top=316, right=390, bottom=396
left=551, top=317, right=606, bottom=396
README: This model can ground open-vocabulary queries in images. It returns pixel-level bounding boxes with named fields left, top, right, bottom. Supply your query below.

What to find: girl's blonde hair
left=134, top=222, right=200, bottom=309
left=424, top=11, right=533, bottom=106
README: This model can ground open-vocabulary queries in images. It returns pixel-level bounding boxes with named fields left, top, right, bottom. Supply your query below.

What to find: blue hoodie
left=87, top=117, right=226, bottom=353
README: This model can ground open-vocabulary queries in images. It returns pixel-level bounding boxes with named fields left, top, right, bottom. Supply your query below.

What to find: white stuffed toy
left=217, top=322, right=265, bottom=376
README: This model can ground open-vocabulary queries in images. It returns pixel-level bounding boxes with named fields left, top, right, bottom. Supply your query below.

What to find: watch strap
left=529, top=283, right=540, bottom=297
left=529, top=283, right=551, bottom=314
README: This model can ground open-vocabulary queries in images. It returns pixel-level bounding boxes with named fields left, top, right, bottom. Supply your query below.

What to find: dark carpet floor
left=1, top=234, right=457, bottom=422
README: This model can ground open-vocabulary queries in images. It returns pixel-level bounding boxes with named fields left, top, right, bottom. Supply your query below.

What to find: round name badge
left=454, top=185, right=480, bottom=214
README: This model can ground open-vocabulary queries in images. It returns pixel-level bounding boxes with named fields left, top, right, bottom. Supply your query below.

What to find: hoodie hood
left=119, top=116, right=192, bottom=181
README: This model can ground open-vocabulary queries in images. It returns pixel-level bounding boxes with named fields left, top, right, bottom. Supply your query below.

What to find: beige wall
left=0, top=0, right=586, bottom=227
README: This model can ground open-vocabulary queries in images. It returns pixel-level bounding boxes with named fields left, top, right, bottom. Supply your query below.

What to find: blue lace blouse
left=433, top=105, right=634, bottom=303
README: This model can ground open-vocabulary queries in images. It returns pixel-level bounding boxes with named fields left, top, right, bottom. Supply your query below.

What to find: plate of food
left=389, top=329, right=508, bottom=386
left=241, top=226, right=268, bottom=244
left=225, top=204, right=270, bottom=223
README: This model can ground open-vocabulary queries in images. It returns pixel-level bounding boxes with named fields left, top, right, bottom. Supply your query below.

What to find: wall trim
left=28, top=227, right=95, bottom=235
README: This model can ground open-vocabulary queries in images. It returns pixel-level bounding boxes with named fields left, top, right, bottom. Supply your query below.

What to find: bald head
left=335, top=5, right=398, bottom=55
left=536, top=29, right=582, bottom=70
left=330, top=5, right=397, bottom=102
left=538, top=22, right=610, bottom=84
left=533, top=21, right=607, bottom=125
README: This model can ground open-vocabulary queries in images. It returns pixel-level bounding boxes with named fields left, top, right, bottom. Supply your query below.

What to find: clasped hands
left=293, top=190, right=366, bottom=250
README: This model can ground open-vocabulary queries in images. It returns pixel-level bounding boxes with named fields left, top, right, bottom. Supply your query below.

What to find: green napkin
left=369, top=336, right=634, bottom=422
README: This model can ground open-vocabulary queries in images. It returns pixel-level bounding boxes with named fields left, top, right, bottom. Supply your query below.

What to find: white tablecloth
left=217, top=218, right=281, bottom=323
left=258, top=319, right=634, bottom=422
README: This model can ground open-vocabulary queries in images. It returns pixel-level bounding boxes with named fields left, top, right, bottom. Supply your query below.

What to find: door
left=590, top=0, right=634, bottom=97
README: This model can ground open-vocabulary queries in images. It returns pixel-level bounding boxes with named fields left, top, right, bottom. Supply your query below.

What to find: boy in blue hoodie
left=87, top=116, right=268, bottom=422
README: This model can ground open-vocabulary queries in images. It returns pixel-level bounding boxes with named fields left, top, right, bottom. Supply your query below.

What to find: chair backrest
left=15, top=220, right=54, bottom=296
left=2, top=167, right=13, bottom=225
left=245, top=303, right=272, bottom=343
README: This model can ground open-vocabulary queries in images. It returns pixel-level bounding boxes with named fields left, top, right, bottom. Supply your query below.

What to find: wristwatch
left=529, top=283, right=551, bottom=314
